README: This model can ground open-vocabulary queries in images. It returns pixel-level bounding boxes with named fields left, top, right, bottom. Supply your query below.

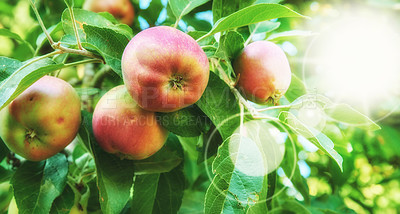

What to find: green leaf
left=169, top=0, right=210, bottom=20
left=61, top=8, right=133, bottom=43
left=50, top=184, right=75, bottom=214
left=0, top=28, right=34, bottom=54
left=279, top=111, right=343, bottom=171
left=208, top=4, right=306, bottom=37
left=79, top=111, right=135, bottom=214
left=215, top=30, right=245, bottom=60
left=196, top=72, right=240, bottom=140
left=212, top=0, right=255, bottom=23
left=249, top=20, right=281, bottom=38
left=134, top=134, right=184, bottom=175
left=324, top=104, right=380, bottom=131
left=0, top=57, right=63, bottom=110
left=267, top=30, right=315, bottom=41
left=11, top=154, right=69, bottom=214
left=281, top=140, right=310, bottom=204
left=82, top=24, right=129, bottom=77
left=204, top=134, right=267, bottom=214
left=132, top=165, right=185, bottom=213
left=285, top=74, right=307, bottom=102
left=0, top=57, right=23, bottom=82
left=157, top=105, right=211, bottom=137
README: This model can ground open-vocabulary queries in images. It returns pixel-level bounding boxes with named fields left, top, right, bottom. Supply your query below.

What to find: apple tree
left=0, top=0, right=391, bottom=213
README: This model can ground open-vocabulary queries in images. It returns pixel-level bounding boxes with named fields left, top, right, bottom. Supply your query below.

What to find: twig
left=244, top=22, right=260, bottom=46
left=52, top=42, right=103, bottom=61
left=173, top=16, right=181, bottom=29
left=28, top=0, right=104, bottom=62
left=28, top=0, right=54, bottom=45
left=68, top=5, right=83, bottom=50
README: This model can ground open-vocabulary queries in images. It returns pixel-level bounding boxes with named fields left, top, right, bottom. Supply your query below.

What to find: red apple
left=92, top=85, right=168, bottom=160
left=0, top=76, right=81, bottom=161
left=83, top=0, right=135, bottom=25
left=233, top=41, right=291, bottom=104
left=122, top=26, right=209, bottom=112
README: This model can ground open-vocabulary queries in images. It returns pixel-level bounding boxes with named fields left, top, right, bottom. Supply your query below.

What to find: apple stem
left=244, top=22, right=261, bottom=46
left=25, top=129, right=37, bottom=141
left=173, top=16, right=182, bottom=29
left=169, top=75, right=184, bottom=90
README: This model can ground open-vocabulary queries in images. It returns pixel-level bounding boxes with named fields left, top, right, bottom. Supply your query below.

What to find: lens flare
left=304, top=13, right=400, bottom=112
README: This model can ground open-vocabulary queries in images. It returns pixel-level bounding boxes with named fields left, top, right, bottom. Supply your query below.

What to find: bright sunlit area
left=304, top=9, right=400, bottom=119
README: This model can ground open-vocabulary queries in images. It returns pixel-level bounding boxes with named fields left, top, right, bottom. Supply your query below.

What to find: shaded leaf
left=11, top=154, right=68, bottom=214
left=157, top=105, right=211, bottom=137
left=196, top=72, right=240, bottom=140
left=132, top=166, right=185, bottom=214
left=50, top=184, right=75, bottom=214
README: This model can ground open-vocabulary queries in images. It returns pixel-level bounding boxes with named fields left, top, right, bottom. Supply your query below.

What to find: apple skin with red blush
left=122, top=26, right=210, bottom=112
left=92, top=85, right=168, bottom=160
left=234, top=41, right=292, bottom=104
left=0, top=76, right=81, bottom=161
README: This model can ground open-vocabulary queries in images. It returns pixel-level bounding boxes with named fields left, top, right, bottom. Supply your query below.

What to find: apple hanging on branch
left=92, top=85, right=168, bottom=160
left=0, top=76, right=81, bottom=161
left=122, top=26, right=210, bottom=112
left=234, top=41, right=292, bottom=104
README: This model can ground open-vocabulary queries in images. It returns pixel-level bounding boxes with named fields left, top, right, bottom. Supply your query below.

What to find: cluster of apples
left=0, top=1, right=292, bottom=162
left=92, top=26, right=210, bottom=160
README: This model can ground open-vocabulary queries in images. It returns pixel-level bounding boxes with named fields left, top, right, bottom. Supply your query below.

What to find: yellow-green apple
left=92, top=85, right=168, bottom=160
left=121, top=26, right=209, bottom=112
left=83, top=0, right=135, bottom=25
left=233, top=41, right=291, bottom=104
left=0, top=76, right=81, bottom=161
